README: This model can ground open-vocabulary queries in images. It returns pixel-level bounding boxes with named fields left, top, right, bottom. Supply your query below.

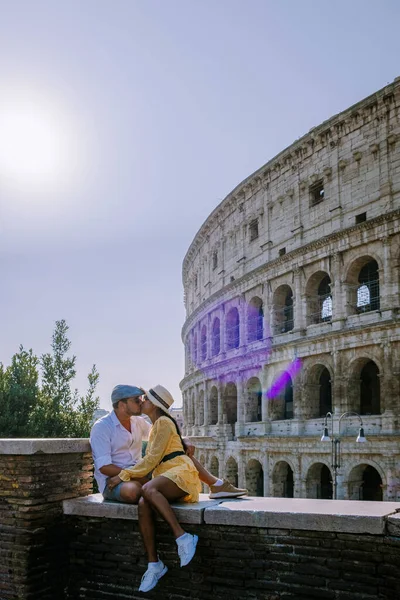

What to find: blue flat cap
left=111, top=384, right=144, bottom=404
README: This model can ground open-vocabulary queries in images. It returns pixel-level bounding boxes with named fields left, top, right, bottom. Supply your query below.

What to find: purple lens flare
left=266, top=358, right=302, bottom=399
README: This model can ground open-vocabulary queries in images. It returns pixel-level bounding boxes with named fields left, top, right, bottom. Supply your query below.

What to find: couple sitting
left=90, top=384, right=247, bottom=593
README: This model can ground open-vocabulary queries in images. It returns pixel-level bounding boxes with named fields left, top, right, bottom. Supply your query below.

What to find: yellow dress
left=118, top=416, right=201, bottom=503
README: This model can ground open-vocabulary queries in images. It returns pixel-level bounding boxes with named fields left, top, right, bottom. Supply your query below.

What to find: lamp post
left=320, top=411, right=367, bottom=500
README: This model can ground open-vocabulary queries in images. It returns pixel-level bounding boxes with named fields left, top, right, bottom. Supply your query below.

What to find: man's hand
left=107, top=475, right=122, bottom=490
left=182, top=437, right=195, bottom=458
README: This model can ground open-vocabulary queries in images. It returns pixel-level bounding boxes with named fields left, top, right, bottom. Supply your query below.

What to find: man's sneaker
left=138, top=563, right=168, bottom=593
left=209, top=480, right=248, bottom=499
left=177, top=533, right=198, bottom=567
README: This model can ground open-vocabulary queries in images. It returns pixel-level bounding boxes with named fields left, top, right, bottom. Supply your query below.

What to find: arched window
left=226, top=307, right=240, bottom=349
left=318, top=276, right=332, bottom=321
left=246, top=378, right=262, bottom=422
left=212, top=318, right=220, bottom=356
left=273, top=285, right=294, bottom=334
left=360, top=361, right=380, bottom=415
left=319, top=368, right=332, bottom=416
left=193, top=333, right=197, bottom=365
left=306, top=272, right=332, bottom=325
left=357, top=260, right=380, bottom=312
left=284, top=377, right=293, bottom=419
left=272, top=461, right=294, bottom=498
left=200, top=325, right=207, bottom=361
left=247, top=297, right=263, bottom=342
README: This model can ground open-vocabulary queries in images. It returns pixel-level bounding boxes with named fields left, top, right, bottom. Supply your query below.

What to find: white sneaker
left=138, top=563, right=168, bottom=592
left=177, top=533, right=198, bottom=567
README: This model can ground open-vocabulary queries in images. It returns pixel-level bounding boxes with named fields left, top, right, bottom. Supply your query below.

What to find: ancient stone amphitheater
left=180, top=77, right=400, bottom=502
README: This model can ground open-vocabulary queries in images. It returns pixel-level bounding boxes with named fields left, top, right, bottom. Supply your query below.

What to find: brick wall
left=0, top=440, right=92, bottom=600
left=1, top=441, right=399, bottom=600
left=66, top=517, right=400, bottom=600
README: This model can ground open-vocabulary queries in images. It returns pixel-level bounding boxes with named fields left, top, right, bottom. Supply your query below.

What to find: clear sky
left=1, top=0, right=399, bottom=409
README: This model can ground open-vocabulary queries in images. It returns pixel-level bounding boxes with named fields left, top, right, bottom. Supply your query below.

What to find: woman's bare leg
left=189, top=456, right=218, bottom=486
left=141, top=476, right=187, bottom=539
left=138, top=497, right=158, bottom=562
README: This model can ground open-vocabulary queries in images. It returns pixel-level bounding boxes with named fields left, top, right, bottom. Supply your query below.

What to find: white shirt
left=90, top=411, right=151, bottom=493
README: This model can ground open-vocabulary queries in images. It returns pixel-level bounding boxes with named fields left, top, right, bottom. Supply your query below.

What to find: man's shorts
left=103, top=481, right=124, bottom=502
left=102, top=474, right=151, bottom=502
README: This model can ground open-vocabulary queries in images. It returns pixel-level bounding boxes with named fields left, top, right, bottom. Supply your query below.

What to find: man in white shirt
left=91, top=384, right=248, bottom=503
left=91, top=384, right=156, bottom=502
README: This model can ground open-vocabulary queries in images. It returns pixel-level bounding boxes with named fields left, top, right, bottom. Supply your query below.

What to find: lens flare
left=266, top=358, right=302, bottom=399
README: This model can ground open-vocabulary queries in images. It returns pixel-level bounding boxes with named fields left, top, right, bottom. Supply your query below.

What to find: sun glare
left=0, top=88, right=81, bottom=194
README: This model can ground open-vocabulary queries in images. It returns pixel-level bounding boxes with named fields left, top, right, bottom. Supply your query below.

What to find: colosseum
left=180, top=77, right=400, bottom=502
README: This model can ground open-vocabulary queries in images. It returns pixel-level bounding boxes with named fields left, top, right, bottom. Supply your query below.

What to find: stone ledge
left=387, top=511, right=400, bottom=536
left=0, top=438, right=91, bottom=454
left=204, top=497, right=400, bottom=534
left=63, top=493, right=400, bottom=534
left=63, top=493, right=222, bottom=524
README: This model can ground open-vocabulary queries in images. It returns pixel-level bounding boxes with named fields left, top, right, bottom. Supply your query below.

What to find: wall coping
left=63, top=493, right=400, bottom=535
left=0, top=438, right=91, bottom=454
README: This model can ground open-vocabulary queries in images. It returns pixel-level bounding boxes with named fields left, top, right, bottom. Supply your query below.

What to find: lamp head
left=356, top=427, right=367, bottom=443
left=321, top=426, right=331, bottom=442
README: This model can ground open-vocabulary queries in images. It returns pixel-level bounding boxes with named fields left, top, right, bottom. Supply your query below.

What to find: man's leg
left=103, top=476, right=149, bottom=504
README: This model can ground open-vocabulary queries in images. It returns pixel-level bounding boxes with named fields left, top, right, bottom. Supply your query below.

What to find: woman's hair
left=161, top=412, right=185, bottom=450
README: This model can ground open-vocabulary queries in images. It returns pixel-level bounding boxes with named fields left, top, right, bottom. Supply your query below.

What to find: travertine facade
left=180, top=78, right=400, bottom=501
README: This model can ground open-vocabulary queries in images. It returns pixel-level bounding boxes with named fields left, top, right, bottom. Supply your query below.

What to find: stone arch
left=185, top=338, right=191, bottom=370
left=211, top=317, right=220, bottom=356
left=347, top=463, right=384, bottom=501
left=345, top=255, right=381, bottom=315
left=223, top=382, right=237, bottom=425
left=247, top=296, right=264, bottom=342
left=306, top=462, right=333, bottom=499
left=226, top=307, right=240, bottom=349
left=305, top=270, right=332, bottom=325
left=303, top=363, right=333, bottom=419
left=245, top=459, right=264, bottom=496
left=200, top=324, right=207, bottom=361
left=187, top=393, right=195, bottom=426
left=272, top=284, right=294, bottom=334
left=197, top=389, right=205, bottom=426
left=269, top=372, right=293, bottom=420
left=347, top=357, right=381, bottom=415
left=225, top=456, right=238, bottom=487
left=193, top=332, right=198, bottom=365
left=245, top=377, right=262, bottom=422
left=209, top=385, right=218, bottom=425
left=271, top=461, right=294, bottom=497
left=210, top=456, right=219, bottom=478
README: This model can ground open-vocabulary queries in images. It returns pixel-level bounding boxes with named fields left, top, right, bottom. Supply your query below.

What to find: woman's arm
left=118, top=418, right=175, bottom=481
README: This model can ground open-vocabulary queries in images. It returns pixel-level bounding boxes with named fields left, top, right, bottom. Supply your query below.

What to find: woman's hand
left=182, top=437, right=195, bottom=458
left=107, top=475, right=122, bottom=490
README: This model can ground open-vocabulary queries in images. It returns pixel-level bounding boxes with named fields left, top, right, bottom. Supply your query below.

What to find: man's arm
left=90, top=422, right=123, bottom=478
left=99, top=464, right=123, bottom=477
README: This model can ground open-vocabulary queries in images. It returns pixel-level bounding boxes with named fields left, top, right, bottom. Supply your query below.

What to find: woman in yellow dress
left=107, top=384, right=201, bottom=593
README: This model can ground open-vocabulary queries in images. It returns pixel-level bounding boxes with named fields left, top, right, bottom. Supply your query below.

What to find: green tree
left=0, top=319, right=100, bottom=438
left=72, top=364, right=100, bottom=437
left=0, top=347, right=40, bottom=437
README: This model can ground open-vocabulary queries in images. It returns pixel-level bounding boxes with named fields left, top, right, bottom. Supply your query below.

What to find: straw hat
left=144, top=385, right=175, bottom=414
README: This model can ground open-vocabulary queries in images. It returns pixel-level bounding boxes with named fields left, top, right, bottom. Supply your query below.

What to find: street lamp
left=320, top=411, right=367, bottom=500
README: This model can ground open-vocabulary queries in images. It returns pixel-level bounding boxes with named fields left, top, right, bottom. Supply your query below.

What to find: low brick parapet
left=63, top=494, right=400, bottom=600
left=2, top=440, right=400, bottom=600
left=0, top=439, right=93, bottom=600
